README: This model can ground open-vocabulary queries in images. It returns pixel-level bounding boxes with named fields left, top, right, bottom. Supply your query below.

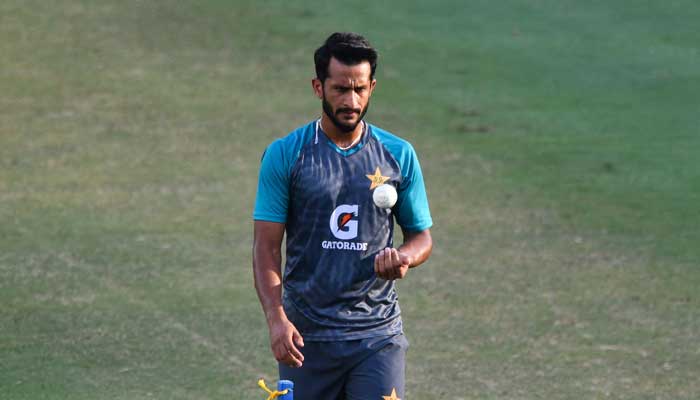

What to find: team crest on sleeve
left=322, top=204, right=368, bottom=251
left=366, top=167, right=390, bottom=190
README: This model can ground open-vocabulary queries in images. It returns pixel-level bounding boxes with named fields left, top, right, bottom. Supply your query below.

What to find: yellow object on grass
left=257, top=379, right=289, bottom=400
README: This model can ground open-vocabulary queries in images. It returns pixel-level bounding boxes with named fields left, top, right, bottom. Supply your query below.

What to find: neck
left=320, top=114, right=364, bottom=149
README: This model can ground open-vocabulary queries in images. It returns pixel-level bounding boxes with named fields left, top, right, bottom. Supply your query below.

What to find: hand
left=268, top=315, right=305, bottom=368
left=374, top=247, right=412, bottom=280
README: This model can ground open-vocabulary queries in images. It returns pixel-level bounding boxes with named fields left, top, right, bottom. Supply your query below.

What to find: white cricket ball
left=373, top=184, right=397, bottom=209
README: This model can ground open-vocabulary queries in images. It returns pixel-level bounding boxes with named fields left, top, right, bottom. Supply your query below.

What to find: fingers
left=286, top=328, right=304, bottom=366
left=374, top=248, right=409, bottom=280
left=271, top=322, right=304, bottom=368
left=283, top=339, right=304, bottom=368
left=276, top=340, right=303, bottom=368
left=293, top=330, right=305, bottom=348
left=384, top=247, right=393, bottom=271
left=390, top=248, right=409, bottom=279
left=374, top=247, right=388, bottom=279
left=378, top=247, right=396, bottom=280
left=390, top=248, right=401, bottom=276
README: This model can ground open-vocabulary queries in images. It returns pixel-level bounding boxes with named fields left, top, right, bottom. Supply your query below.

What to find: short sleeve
left=253, top=140, right=289, bottom=223
left=394, top=145, right=433, bottom=232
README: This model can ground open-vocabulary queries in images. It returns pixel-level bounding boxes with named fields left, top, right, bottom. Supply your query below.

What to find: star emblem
left=382, top=388, right=401, bottom=400
left=366, top=167, right=390, bottom=190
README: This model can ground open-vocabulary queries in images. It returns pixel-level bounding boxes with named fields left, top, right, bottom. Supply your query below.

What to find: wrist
left=265, top=305, right=287, bottom=326
left=397, top=248, right=414, bottom=268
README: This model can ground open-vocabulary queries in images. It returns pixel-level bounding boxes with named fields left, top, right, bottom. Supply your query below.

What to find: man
left=253, top=32, right=433, bottom=400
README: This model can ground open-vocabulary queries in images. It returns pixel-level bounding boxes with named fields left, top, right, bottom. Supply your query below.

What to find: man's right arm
left=252, top=220, right=304, bottom=367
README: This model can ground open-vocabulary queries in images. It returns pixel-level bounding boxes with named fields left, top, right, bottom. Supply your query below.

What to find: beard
left=322, top=94, right=370, bottom=134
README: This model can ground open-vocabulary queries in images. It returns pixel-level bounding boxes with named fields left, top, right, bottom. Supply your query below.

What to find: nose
left=344, top=90, right=361, bottom=111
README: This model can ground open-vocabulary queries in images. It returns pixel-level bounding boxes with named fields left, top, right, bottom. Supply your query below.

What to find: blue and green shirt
left=254, top=120, right=432, bottom=341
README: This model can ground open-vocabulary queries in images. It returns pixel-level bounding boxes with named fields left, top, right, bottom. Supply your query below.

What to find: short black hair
left=314, top=32, right=378, bottom=82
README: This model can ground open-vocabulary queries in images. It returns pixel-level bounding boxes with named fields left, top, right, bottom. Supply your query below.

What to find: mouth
left=337, top=110, right=359, bottom=119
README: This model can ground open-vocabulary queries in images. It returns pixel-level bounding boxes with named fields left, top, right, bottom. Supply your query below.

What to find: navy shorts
left=278, top=334, right=408, bottom=400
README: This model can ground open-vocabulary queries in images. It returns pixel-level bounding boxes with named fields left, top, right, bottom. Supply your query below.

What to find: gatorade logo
left=329, top=204, right=358, bottom=240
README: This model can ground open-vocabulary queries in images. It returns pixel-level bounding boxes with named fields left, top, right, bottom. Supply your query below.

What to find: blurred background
left=1, top=1, right=698, bottom=399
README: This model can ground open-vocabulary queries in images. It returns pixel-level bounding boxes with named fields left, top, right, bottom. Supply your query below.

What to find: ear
left=369, top=78, right=377, bottom=95
left=311, top=78, right=324, bottom=99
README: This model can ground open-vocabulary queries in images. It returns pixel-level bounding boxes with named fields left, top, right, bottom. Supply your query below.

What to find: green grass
left=1, top=1, right=699, bottom=399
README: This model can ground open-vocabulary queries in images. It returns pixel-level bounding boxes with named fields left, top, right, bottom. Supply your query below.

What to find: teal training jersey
left=254, top=120, right=432, bottom=341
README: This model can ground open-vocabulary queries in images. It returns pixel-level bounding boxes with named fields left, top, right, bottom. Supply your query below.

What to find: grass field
left=1, top=1, right=699, bottom=399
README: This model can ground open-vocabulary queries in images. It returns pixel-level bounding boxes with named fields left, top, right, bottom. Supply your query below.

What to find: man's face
left=313, top=57, right=376, bottom=133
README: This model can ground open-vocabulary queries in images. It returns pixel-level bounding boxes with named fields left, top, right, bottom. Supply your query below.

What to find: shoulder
left=262, top=121, right=317, bottom=175
left=369, top=124, right=414, bottom=150
left=265, top=121, right=316, bottom=159
left=368, top=123, right=418, bottom=171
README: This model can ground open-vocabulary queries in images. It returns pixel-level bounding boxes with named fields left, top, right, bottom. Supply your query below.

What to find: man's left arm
left=374, top=228, right=432, bottom=280
left=375, top=138, right=432, bottom=280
